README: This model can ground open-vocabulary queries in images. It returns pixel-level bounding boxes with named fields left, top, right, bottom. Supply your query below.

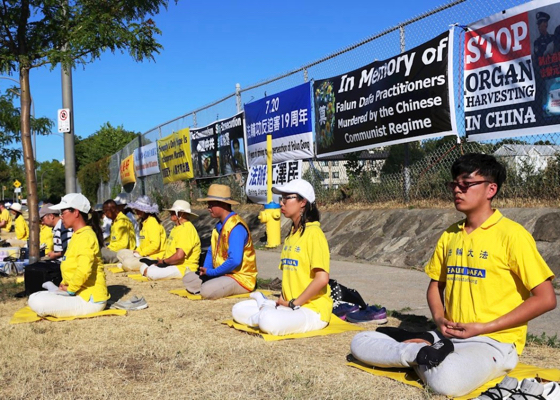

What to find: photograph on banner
left=216, top=112, right=248, bottom=175
left=245, top=160, right=302, bottom=204
left=191, top=123, right=218, bottom=178
left=120, top=154, right=136, bottom=186
left=157, top=128, right=194, bottom=184
left=313, top=31, right=457, bottom=158
left=464, top=0, right=560, bottom=141
left=133, top=142, right=160, bottom=177
left=245, top=82, right=313, bottom=167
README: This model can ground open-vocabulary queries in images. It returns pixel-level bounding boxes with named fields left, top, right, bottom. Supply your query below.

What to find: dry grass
left=0, top=272, right=558, bottom=400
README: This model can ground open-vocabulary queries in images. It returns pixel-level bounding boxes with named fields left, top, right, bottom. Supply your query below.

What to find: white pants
left=232, top=297, right=328, bottom=336
left=350, top=331, right=518, bottom=397
left=139, top=264, right=182, bottom=280
left=28, top=292, right=106, bottom=318
left=117, top=249, right=143, bottom=271
left=101, top=247, right=118, bottom=263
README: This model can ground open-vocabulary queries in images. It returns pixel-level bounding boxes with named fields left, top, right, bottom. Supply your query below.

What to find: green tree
left=37, top=160, right=66, bottom=203
left=75, top=122, right=138, bottom=171
left=0, top=0, right=171, bottom=261
left=381, top=142, right=425, bottom=176
left=0, top=90, right=52, bottom=162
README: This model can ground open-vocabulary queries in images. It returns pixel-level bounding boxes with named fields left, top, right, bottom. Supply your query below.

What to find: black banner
left=314, top=31, right=456, bottom=157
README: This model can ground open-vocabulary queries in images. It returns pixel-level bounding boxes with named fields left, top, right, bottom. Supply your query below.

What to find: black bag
left=24, top=261, right=62, bottom=296
left=329, top=279, right=368, bottom=310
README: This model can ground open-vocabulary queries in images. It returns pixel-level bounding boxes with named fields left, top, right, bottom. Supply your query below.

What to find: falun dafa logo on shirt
left=295, top=246, right=301, bottom=253
left=112, top=236, right=116, bottom=240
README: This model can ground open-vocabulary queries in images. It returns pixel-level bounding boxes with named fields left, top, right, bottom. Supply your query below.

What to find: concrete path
left=255, top=249, right=560, bottom=338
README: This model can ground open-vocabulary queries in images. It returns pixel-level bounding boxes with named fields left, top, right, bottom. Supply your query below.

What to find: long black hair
left=80, top=210, right=104, bottom=248
left=138, top=212, right=161, bottom=230
left=289, top=196, right=320, bottom=237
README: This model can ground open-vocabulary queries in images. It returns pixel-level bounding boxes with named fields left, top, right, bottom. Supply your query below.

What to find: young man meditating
left=350, top=153, right=556, bottom=397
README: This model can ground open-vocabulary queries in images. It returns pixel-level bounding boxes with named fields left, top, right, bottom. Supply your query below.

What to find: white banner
left=245, top=160, right=302, bottom=204
left=133, top=142, right=160, bottom=177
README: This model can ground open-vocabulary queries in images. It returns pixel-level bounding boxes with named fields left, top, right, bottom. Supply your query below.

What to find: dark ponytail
left=81, top=210, right=104, bottom=248
left=290, top=196, right=320, bottom=237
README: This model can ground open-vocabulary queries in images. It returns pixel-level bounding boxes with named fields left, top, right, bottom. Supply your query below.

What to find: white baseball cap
left=51, top=193, right=91, bottom=213
left=272, top=179, right=316, bottom=203
left=9, top=203, right=22, bottom=212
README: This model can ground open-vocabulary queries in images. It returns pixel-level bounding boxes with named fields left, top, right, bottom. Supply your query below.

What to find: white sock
left=42, top=281, right=59, bottom=292
left=250, top=291, right=276, bottom=309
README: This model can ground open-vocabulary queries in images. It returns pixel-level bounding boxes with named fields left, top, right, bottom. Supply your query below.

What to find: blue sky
left=9, top=0, right=449, bottom=163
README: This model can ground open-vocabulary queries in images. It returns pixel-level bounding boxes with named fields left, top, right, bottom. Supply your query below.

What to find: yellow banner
left=119, top=154, right=136, bottom=185
left=157, top=128, right=194, bottom=183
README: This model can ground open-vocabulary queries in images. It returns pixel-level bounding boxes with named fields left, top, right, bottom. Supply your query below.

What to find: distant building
left=494, top=144, right=560, bottom=177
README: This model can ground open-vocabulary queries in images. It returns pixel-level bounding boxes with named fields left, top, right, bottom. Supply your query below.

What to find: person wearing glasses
left=350, top=153, right=556, bottom=397
left=28, top=193, right=109, bottom=317
left=39, top=203, right=73, bottom=261
left=183, top=184, right=257, bottom=299
left=231, top=179, right=332, bottom=336
left=137, top=199, right=200, bottom=280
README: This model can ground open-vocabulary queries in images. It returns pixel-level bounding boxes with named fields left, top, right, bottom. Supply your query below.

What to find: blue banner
left=244, top=82, right=314, bottom=166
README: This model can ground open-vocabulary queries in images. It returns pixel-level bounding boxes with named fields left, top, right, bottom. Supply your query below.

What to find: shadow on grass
left=388, top=310, right=436, bottom=332
left=0, top=277, right=25, bottom=302
left=107, top=285, right=132, bottom=306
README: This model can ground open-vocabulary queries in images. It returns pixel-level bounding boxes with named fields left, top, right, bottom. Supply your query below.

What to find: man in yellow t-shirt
left=351, top=153, right=556, bottom=397
left=101, top=199, right=136, bottom=263
left=0, top=201, right=13, bottom=234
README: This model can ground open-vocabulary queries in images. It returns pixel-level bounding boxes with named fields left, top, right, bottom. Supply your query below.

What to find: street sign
left=13, top=180, right=21, bottom=188
left=58, top=108, right=71, bottom=133
left=14, top=187, right=21, bottom=193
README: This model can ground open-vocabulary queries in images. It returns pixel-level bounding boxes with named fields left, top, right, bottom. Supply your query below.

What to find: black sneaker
left=415, top=338, right=454, bottom=369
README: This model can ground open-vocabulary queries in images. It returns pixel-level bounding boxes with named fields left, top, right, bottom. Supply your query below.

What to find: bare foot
left=403, top=338, right=431, bottom=345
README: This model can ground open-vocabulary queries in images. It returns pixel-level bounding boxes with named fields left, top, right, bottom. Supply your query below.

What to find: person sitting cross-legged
left=183, top=184, right=257, bottom=300
left=350, top=153, right=556, bottom=397
left=101, top=199, right=136, bottom=263
left=137, top=200, right=200, bottom=280
left=231, top=179, right=332, bottom=336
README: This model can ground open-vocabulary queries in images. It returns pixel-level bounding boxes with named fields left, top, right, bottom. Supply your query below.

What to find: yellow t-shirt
left=425, top=210, right=554, bottom=354
left=40, top=224, right=54, bottom=254
left=136, top=216, right=166, bottom=258
left=163, top=221, right=201, bottom=275
left=61, top=226, right=109, bottom=303
left=107, top=212, right=136, bottom=251
left=15, top=214, right=29, bottom=241
left=279, top=221, right=332, bottom=323
left=0, top=208, right=12, bottom=232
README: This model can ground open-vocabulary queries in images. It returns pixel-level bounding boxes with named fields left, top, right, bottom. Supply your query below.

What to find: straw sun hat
left=197, top=184, right=239, bottom=205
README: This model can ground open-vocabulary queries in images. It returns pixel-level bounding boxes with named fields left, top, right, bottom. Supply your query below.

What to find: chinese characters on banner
left=464, top=0, right=560, bottom=141
left=120, top=154, right=136, bottom=185
left=133, top=142, right=160, bottom=177
left=191, top=113, right=248, bottom=179
left=313, top=31, right=457, bottom=158
left=157, top=128, right=194, bottom=184
left=245, top=82, right=314, bottom=167
left=245, top=160, right=302, bottom=204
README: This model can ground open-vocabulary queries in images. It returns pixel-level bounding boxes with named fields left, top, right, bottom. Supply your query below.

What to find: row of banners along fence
left=98, top=0, right=560, bottom=208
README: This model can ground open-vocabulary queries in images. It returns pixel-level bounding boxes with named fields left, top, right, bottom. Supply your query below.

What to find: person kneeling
left=232, top=179, right=332, bottom=336
left=28, top=194, right=109, bottom=317
left=138, top=200, right=200, bottom=280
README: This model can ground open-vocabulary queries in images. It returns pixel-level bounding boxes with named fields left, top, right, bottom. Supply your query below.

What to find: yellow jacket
left=107, top=212, right=136, bottom=251
left=40, top=224, right=54, bottom=254
left=15, top=214, right=29, bottom=241
left=0, top=208, right=12, bottom=232
left=61, top=226, right=109, bottom=302
left=136, top=216, right=166, bottom=257
left=163, top=221, right=201, bottom=275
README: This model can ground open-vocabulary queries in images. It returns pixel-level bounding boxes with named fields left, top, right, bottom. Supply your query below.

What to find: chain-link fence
left=99, top=0, right=560, bottom=208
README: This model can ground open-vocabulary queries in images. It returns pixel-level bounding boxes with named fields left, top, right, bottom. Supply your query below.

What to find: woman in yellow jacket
left=28, top=194, right=109, bottom=317
left=117, top=196, right=166, bottom=271
left=7, top=203, right=29, bottom=247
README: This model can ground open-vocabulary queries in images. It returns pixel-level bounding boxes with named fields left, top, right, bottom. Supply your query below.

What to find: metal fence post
left=193, top=112, right=197, bottom=128
left=400, top=25, right=411, bottom=203
left=303, top=68, right=308, bottom=83
left=236, top=83, right=242, bottom=113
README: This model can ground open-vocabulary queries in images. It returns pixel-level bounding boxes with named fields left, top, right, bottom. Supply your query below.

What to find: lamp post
left=0, top=76, right=36, bottom=160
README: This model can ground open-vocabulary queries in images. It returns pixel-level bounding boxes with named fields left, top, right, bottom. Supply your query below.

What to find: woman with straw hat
left=231, top=179, right=332, bottom=336
left=183, top=184, right=257, bottom=299
left=117, top=195, right=166, bottom=272
left=28, top=193, right=109, bottom=317
left=138, top=199, right=201, bottom=280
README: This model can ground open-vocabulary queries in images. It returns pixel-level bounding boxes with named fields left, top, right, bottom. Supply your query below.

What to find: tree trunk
left=19, top=68, right=39, bottom=264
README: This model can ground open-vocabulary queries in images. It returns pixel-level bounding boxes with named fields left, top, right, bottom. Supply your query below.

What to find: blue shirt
left=203, top=212, right=248, bottom=277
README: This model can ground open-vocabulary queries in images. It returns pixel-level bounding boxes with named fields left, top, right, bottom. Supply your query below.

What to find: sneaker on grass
left=473, top=375, right=518, bottom=400
left=332, top=303, right=360, bottom=320
left=345, top=305, right=387, bottom=324
left=110, top=295, right=148, bottom=311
